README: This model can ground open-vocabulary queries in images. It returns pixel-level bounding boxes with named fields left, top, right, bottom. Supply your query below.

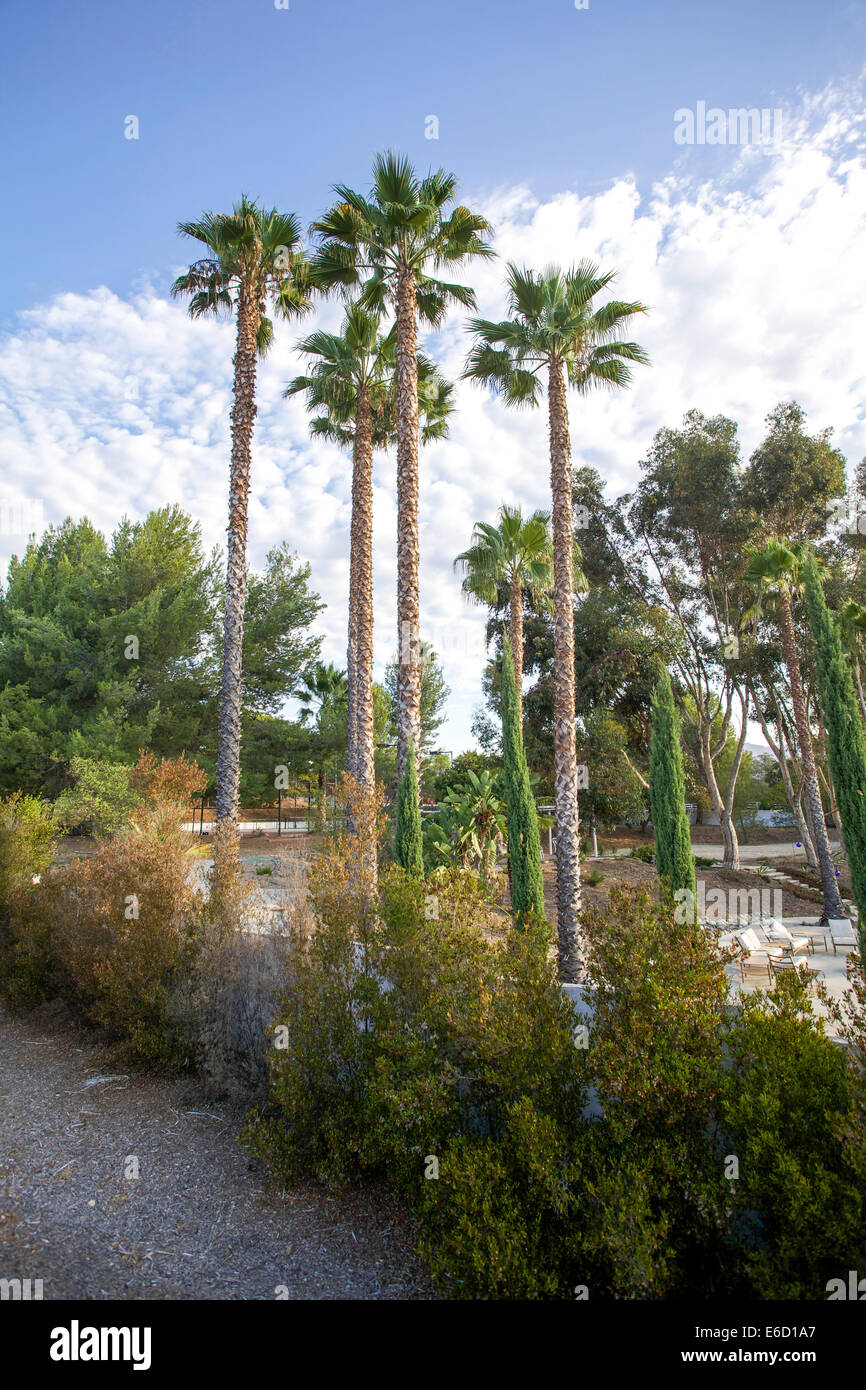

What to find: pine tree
left=802, top=554, right=866, bottom=954
left=649, top=670, right=696, bottom=904
left=501, top=636, right=546, bottom=925
left=394, top=744, right=423, bottom=875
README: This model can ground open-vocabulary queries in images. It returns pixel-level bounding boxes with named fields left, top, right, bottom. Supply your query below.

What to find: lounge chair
left=828, top=918, right=858, bottom=954
left=762, top=920, right=814, bottom=955
left=734, top=927, right=787, bottom=984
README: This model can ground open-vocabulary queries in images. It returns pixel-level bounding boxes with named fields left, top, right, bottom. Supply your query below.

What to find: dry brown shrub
left=129, top=750, right=208, bottom=807
left=308, top=774, right=386, bottom=935
left=180, top=821, right=297, bottom=1100
left=51, top=805, right=204, bottom=1067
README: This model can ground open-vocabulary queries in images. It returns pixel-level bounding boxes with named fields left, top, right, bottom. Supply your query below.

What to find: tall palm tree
left=285, top=307, right=452, bottom=793
left=454, top=505, right=554, bottom=721
left=312, top=151, right=493, bottom=779
left=464, top=262, right=648, bottom=980
left=172, top=197, right=313, bottom=846
left=744, top=540, right=845, bottom=921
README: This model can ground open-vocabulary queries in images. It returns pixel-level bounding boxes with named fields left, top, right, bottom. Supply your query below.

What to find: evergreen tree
left=394, top=744, right=423, bottom=874
left=802, top=554, right=866, bottom=953
left=501, top=636, right=546, bottom=925
left=649, top=670, right=696, bottom=904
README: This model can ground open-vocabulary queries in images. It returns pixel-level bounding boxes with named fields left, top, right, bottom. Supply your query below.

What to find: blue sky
left=1, top=0, right=863, bottom=316
left=1, top=1, right=865, bottom=753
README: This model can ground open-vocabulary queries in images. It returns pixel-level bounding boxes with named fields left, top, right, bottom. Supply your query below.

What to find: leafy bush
left=429, top=750, right=500, bottom=803
left=52, top=756, right=139, bottom=836
left=423, top=768, right=506, bottom=880
left=247, top=853, right=866, bottom=1299
left=630, top=844, right=655, bottom=864
left=721, top=970, right=864, bottom=1298
left=0, top=793, right=60, bottom=1009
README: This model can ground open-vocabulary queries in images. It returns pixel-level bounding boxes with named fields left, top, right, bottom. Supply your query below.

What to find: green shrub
left=582, top=885, right=731, bottom=1297
left=722, top=970, right=864, bottom=1298
left=630, top=844, right=655, bottom=864
left=239, top=856, right=866, bottom=1298
left=0, top=793, right=60, bottom=1010
left=245, top=858, right=585, bottom=1265
left=53, top=756, right=139, bottom=837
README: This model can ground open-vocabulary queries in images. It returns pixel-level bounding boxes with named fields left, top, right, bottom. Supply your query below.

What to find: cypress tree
left=394, top=744, right=423, bottom=875
left=649, top=669, right=696, bottom=904
left=501, top=636, right=546, bottom=925
left=802, top=554, right=866, bottom=955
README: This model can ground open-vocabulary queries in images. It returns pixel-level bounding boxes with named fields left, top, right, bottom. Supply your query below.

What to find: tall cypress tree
left=802, top=554, right=866, bottom=953
left=394, top=743, right=423, bottom=875
left=501, top=636, right=546, bottom=925
left=649, top=669, right=696, bottom=904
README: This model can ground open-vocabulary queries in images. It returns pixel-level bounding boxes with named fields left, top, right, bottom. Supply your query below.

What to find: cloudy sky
left=1, top=1, right=865, bottom=751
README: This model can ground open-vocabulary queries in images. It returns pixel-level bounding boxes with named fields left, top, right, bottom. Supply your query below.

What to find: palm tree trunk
left=508, top=570, right=524, bottom=725
left=215, top=283, right=260, bottom=837
left=347, top=435, right=360, bottom=782
left=778, top=585, right=844, bottom=920
left=547, top=358, right=583, bottom=982
left=353, top=383, right=376, bottom=794
left=395, top=265, right=422, bottom=780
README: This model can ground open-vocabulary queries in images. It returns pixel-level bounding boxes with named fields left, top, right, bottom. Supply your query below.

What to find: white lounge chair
left=762, top=919, right=814, bottom=955
left=734, top=927, right=787, bottom=984
left=828, top=918, right=858, bottom=954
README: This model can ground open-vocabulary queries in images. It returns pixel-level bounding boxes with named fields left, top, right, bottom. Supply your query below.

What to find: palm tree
left=464, top=262, right=648, bottom=980
left=312, top=151, right=493, bottom=779
left=297, top=661, right=349, bottom=726
left=455, top=505, right=578, bottom=724
left=744, top=540, right=845, bottom=921
left=285, top=308, right=453, bottom=793
left=172, top=196, right=312, bottom=846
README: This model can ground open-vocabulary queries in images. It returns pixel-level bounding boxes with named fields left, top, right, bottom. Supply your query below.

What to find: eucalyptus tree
left=464, top=262, right=647, bottom=981
left=312, top=151, right=493, bottom=778
left=285, top=306, right=452, bottom=792
left=630, top=411, right=755, bottom=869
left=744, top=541, right=844, bottom=921
left=172, top=197, right=313, bottom=846
left=454, top=505, right=554, bottom=722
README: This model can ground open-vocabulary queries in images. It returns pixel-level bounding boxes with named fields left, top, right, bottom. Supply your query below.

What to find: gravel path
left=0, top=1009, right=432, bottom=1300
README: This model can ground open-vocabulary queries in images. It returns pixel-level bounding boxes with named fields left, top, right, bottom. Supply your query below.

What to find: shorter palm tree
left=455, top=506, right=552, bottom=718
left=297, top=661, right=348, bottom=726
left=285, top=310, right=452, bottom=793
left=744, top=540, right=844, bottom=920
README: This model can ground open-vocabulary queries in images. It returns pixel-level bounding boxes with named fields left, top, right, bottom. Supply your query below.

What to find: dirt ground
left=598, top=824, right=806, bottom=849
left=539, top=855, right=824, bottom=923
left=0, top=1009, right=431, bottom=1301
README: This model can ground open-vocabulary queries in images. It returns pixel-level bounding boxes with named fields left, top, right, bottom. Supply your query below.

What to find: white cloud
left=1, top=73, right=865, bottom=752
